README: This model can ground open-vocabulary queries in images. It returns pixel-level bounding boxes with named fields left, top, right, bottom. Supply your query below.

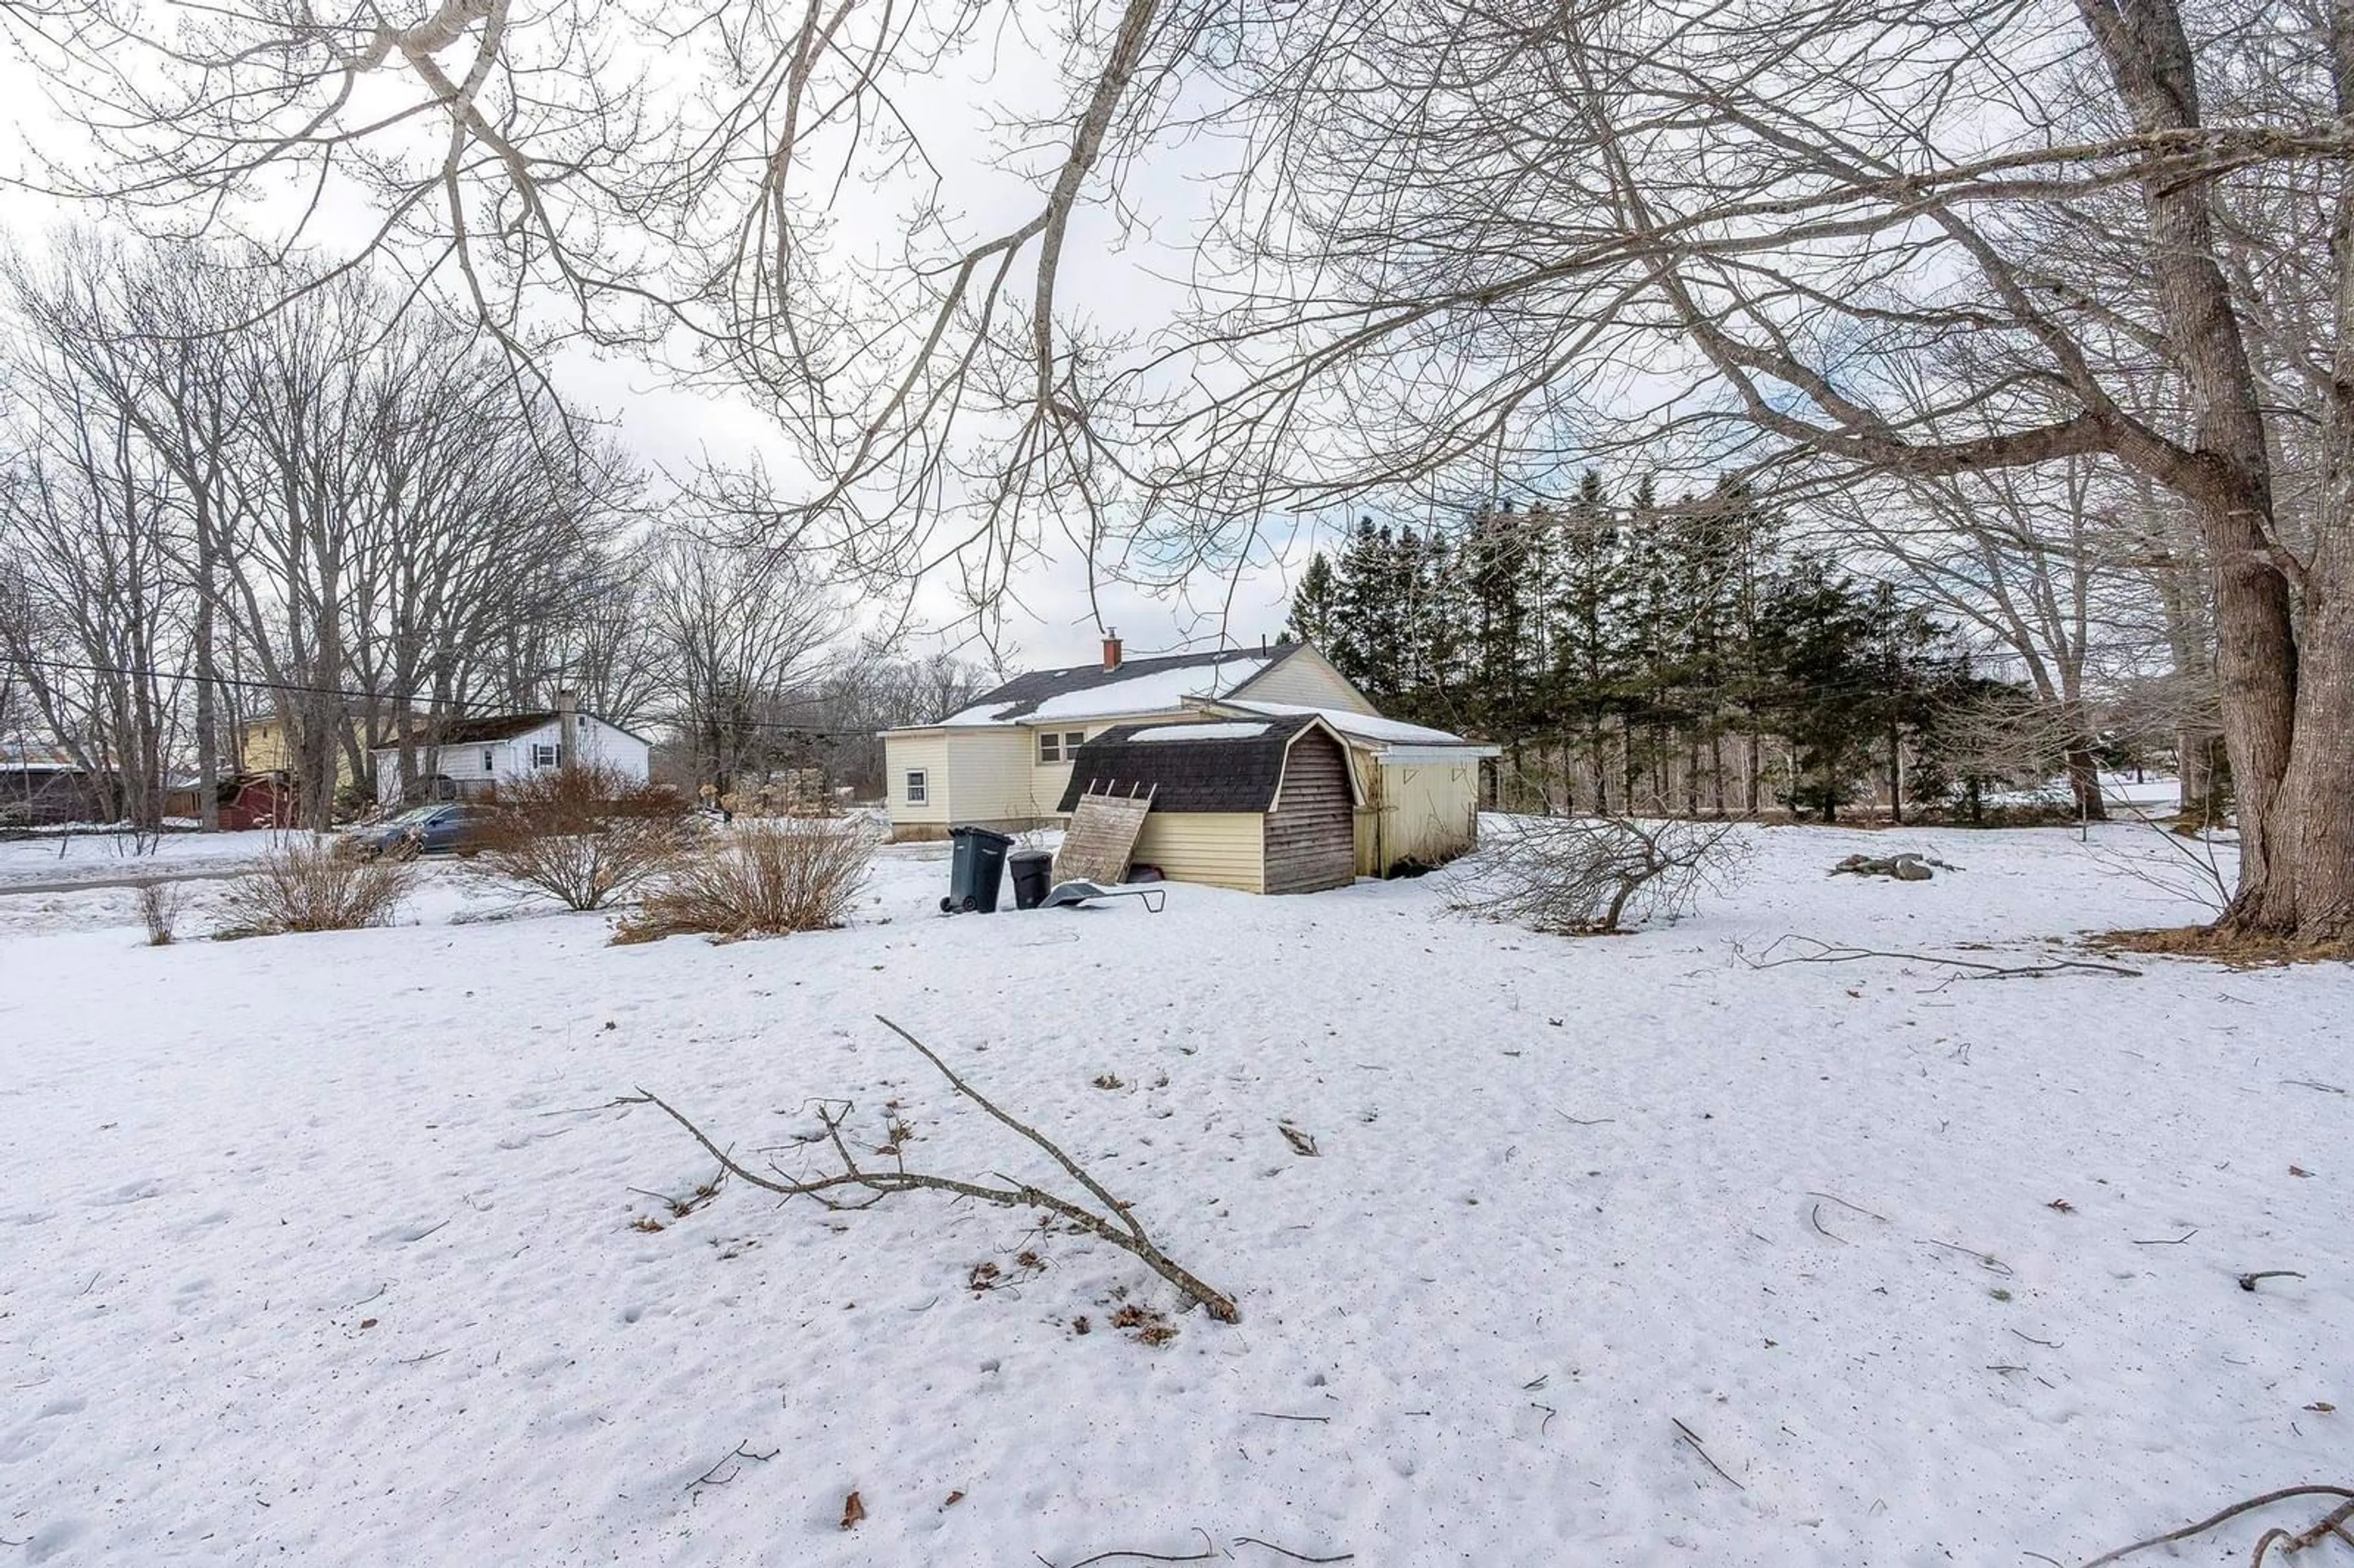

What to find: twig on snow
left=687, top=1442, right=778, bottom=1501
left=1671, top=1417, right=1745, bottom=1490
left=1809, top=1204, right=1848, bottom=1244
left=1232, top=1537, right=1354, bottom=1562
left=622, top=1016, right=1239, bottom=1323
left=1740, top=935, right=2140, bottom=982
left=1927, top=1238, right=2015, bottom=1276
left=2130, top=1230, right=2198, bottom=1246
left=2239, top=1270, right=2306, bottom=1292
left=2076, top=1484, right=2354, bottom=1568
left=1054, top=1529, right=1222, bottom=1567
left=2287, top=1498, right=2354, bottom=1553
left=1805, top=1191, right=1889, bottom=1222
left=1252, top=1412, right=1331, bottom=1423
left=2282, top=1079, right=2347, bottom=1096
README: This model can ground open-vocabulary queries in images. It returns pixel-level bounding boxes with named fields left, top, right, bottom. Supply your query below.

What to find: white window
left=531, top=742, right=563, bottom=769
left=1038, top=730, right=1086, bottom=764
left=905, top=769, right=928, bottom=804
left=481, top=748, right=495, bottom=772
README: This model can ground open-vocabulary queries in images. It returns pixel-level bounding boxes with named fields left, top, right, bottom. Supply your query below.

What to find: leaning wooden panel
left=1054, top=786, right=1154, bottom=885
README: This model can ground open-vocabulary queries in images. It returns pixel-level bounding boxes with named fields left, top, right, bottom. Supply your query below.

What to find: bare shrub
left=1442, top=815, right=1749, bottom=935
left=135, top=878, right=192, bottom=945
left=472, top=764, right=698, bottom=911
left=217, top=839, right=414, bottom=935
left=2084, top=808, right=2236, bottom=919
left=625, top=1015, right=1239, bottom=1323
left=614, top=820, right=874, bottom=945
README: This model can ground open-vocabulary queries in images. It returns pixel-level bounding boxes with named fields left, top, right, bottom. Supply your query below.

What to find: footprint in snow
left=86, top=1179, right=163, bottom=1208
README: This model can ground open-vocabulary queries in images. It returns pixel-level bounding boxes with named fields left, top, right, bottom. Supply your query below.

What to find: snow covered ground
left=1, top=823, right=2345, bottom=1566
left=0, top=829, right=288, bottom=890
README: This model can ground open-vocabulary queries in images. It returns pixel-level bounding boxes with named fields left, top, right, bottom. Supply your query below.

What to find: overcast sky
left=0, top=17, right=1322, bottom=679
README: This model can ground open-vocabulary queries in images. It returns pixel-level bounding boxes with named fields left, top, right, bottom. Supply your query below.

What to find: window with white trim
left=1038, top=729, right=1086, bottom=764
left=531, top=742, right=563, bottom=769
left=481, top=748, right=495, bottom=772
left=905, top=769, right=928, bottom=804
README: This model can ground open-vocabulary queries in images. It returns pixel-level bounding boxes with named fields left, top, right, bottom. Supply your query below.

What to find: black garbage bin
left=1008, top=848, right=1054, bottom=911
left=942, top=826, right=1015, bottom=913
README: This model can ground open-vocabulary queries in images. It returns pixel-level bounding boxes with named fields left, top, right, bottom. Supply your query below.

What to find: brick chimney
left=1101, top=630, right=1122, bottom=672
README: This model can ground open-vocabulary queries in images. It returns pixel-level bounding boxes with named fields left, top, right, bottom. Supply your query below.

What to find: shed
left=1192, top=699, right=1499, bottom=877
left=1054, top=714, right=1360, bottom=894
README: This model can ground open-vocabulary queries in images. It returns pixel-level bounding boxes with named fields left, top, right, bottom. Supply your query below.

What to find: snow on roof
left=1208, top=699, right=1479, bottom=748
left=943, top=652, right=1279, bottom=726
left=1129, top=721, right=1270, bottom=742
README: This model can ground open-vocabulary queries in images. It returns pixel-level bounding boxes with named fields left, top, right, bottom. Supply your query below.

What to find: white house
left=370, top=709, right=652, bottom=806
left=880, top=637, right=1498, bottom=878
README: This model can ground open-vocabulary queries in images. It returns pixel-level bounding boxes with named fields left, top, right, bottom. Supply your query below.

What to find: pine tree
left=1751, top=553, right=1881, bottom=821
left=1325, top=517, right=1384, bottom=691
left=1545, top=470, right=1628, bottom=812
left=1288, top=550, right=1341, bottom=650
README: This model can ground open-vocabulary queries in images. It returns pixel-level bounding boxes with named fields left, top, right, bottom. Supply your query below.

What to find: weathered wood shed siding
left=1263, top=730, right=1356, bottom=894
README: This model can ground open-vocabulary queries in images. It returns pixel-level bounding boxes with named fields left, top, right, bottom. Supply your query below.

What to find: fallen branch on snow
left=1828, top=852, right=1957, bottom=881
left=1739, top=935, right=2141, bottom=981
left=1671, top=1417, right=1746, bottom=1491
left=622, top=1014, right=1238, bottom=1323
left=2078, top=1484, right=2354, bottom=1567
left=1047, top=1530, right=1222, bottom=1567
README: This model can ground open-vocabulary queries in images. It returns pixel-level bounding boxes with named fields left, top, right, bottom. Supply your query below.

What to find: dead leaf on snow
left=840, top=1491, right=866, bottom=1530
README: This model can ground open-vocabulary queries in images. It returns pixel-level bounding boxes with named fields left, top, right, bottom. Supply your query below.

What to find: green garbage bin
left=942, top=826, right=1015, bottom=913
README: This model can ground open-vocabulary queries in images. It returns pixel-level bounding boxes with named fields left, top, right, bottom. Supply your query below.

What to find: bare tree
left=0, top=323, right=192, bottom=827
left=647, top=528, right=845, bottom=796
left=1821, top=460, right=2168, bottom=821
left=35, top=1, right=2354, bottom=936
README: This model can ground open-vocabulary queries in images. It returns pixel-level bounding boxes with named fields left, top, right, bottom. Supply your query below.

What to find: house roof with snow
left=1191, top=698, right=1498, bottom=755
left=1053, top=712, right=1358, bottom=815
left=0, top=739, right=86, bottom=774
left=367, top=710, right=652, bottom=752
left=934, top=642, right=1303, bottom=728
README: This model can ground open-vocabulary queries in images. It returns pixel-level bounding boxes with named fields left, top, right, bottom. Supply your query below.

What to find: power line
left=1, top=655, right=890, bottom=742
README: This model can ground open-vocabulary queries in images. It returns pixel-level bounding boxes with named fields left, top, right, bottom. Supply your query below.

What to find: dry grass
left=217, top=839, right=415, bottom=935
left=134, top=879, right=194, bottom=946
left=613, top=820, right=874, bottom=945
left=2092, top=926, right=2354, bottom=969
left=472, top=764, right=698, bottom=911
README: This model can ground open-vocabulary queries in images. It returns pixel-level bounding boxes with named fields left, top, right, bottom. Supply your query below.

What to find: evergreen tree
left=1325, top=516, right=1385, bottom=691
left=1287, top=550, right=1341, bottom=650
left=1545, top=470, right=1629, bottom=811
left=1750, top=555, right=1875, bottom=820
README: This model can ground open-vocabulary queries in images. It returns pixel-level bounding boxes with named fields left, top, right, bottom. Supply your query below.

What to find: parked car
left=343, top=802, right=503, bottom=859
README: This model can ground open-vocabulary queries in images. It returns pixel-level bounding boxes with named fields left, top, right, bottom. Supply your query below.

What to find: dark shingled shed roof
left=947, top=642, right=1303, bottom=725
left=1054, top=713, right=1348, bottom=815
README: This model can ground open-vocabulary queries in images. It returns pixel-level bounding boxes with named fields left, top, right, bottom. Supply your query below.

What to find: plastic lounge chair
left=1040, top=878, right=1166, bottom=913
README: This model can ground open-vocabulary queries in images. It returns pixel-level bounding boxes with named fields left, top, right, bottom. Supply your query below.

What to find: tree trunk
left=194, top=582, right=219, bottom=832
left=2255, top=555, right=2354, bottom=940
left=2079, top=0, right=2312, bottom=934
left=2063, top=742, right=2105, bottom=825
